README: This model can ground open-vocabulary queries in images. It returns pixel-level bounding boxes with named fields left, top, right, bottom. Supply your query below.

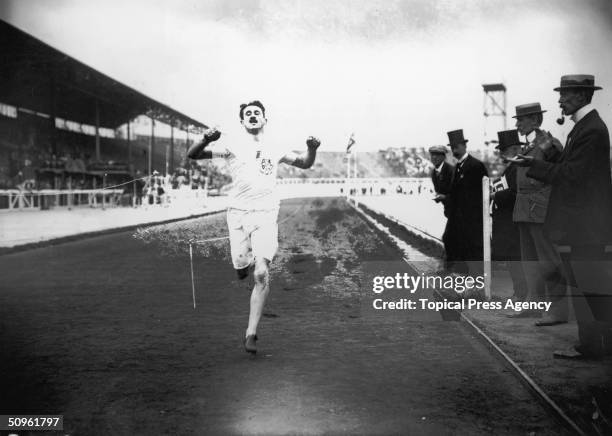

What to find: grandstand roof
left=0, top=20, right=207, bottom=131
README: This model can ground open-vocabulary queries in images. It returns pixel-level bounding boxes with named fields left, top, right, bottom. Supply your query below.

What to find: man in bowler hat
left=491, top=130, right=527, bottom=299
left=514, top=74, right=612, bottom=359
left=444, top=129, right=488, bottom=273
left=511, top=103, right=567, bottom=324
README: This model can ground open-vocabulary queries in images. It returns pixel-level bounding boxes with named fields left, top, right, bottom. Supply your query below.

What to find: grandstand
left=0, top=20, right=207, bottom=200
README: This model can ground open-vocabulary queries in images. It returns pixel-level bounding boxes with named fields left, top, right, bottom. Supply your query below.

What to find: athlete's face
left=241, top=105, right=267, bottom=132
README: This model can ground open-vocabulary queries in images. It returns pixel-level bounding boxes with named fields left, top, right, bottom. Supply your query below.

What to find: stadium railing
left=0, top=189, right=125, bottom=211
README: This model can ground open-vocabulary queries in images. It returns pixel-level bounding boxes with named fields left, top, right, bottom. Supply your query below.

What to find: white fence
left=0, top=186, right=211, bottom=211
left=0, top=189, right=126, bottom=211
left=1, top=178, right=434, bottom=211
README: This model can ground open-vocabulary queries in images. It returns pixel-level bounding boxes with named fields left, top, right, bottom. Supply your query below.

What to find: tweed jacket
left=513, top=129, right=561, bottom=223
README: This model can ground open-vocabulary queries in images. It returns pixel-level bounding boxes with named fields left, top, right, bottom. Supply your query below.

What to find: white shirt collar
left=571, top=103, right=595, bottom=124
left=526, top=130, right=537, bottom=143
left=457, top=153, right=469, bottom=164
left=435, top=162, right=445, bottom=173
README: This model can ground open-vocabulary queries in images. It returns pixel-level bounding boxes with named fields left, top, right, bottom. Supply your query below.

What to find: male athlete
left=187, top=100, right=320, bottom=354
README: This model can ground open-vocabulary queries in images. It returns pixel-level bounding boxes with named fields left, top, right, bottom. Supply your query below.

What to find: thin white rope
left=96, top=176, right=150, bottom=191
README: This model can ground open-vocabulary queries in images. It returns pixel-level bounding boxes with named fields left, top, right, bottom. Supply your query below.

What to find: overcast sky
left=2, top=0, right=612, bottom=151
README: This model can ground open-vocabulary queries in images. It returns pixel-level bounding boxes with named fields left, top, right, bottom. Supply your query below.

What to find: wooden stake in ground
left=189, top=242, right=196, bottom=309
left=482, top=176, right=492, bottom=300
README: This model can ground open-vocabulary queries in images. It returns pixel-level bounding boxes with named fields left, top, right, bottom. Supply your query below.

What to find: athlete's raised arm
left=187, top=128, right=228, bottom=160
left=280, top=136, right=321, bottom=169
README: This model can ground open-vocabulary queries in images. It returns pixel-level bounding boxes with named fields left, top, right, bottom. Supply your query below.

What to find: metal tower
left=482, top=83, right=507, bottom=147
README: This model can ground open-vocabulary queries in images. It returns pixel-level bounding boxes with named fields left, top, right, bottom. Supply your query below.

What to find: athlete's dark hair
left=239, top=100, right=266, bottom=120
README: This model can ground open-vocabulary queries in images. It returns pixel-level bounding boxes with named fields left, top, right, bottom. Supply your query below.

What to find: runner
left=187, top=100, right=320, bottom=354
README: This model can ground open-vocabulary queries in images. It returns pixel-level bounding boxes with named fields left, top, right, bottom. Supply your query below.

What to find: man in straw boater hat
left=490, top=130, right=527, bottom=300
left=444, top=129, right=488, bottom=274
left=429, top=145, right=455, bottom=264
left=509, top=102, right=567, bottom=324
left=188, top=100, right=321, bottom=354
left=514, top=74, right=612, bottom=359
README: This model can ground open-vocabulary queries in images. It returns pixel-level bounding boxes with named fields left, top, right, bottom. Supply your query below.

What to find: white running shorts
left=226, top=207, right=279, bottom=269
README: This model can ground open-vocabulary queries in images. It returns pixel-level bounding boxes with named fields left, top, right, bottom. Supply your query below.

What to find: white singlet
left=212, top=132, right=285, bottom=211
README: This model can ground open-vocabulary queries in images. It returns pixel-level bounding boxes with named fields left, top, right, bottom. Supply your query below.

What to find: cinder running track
left=0, top=198, right=568, bottom=435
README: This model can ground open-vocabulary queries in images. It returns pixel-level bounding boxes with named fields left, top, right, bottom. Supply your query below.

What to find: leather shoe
left=553, top=347, right=585, bottom=359
left=506, top=309, right=541, bottom=319
left=535, top=317, right=568, bottom=327
left=244, top=334, right=257, bottom=354
left=553, top=345, right=603, bottom=360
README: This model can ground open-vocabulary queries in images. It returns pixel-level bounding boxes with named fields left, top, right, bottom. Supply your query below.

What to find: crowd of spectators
left=165, top=161, right=232, bottom=192
left=379, top=146, right=502, bottom=178
left=1, top=142, right=134, bottom=190
left=379, top=147, right=432, bottom=177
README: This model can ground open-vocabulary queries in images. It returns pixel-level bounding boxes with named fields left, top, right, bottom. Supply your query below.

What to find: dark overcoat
left=491, top=163, right=520, bottom=260
left=528, top=110, right=612, bottom=246
left=431, top=161, right=454, bottom=217
left=445, top=154, right=488, bottom=261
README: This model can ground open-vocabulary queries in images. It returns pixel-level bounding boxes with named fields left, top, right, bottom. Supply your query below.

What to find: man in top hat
left=491, top=130, right=527, bottom=300
left=429, top=145, right=455, bottom=265
left=444, top=129, right=488, bottom=273
left=510, top=102, right=567, bottom=323
left=514, top=74, right=612, bottom=359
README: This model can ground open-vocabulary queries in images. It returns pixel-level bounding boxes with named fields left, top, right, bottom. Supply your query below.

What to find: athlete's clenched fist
left=203, top=127, right=221, bottom=143
left=306, top=136, right=321, bottom=150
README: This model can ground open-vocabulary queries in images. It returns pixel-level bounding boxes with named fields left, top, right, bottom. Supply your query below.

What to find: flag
left=346, top=133, right=355, bottom=154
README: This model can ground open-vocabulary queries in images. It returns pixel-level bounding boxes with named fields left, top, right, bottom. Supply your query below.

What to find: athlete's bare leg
left=246, top=256, right=271, bottom=337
